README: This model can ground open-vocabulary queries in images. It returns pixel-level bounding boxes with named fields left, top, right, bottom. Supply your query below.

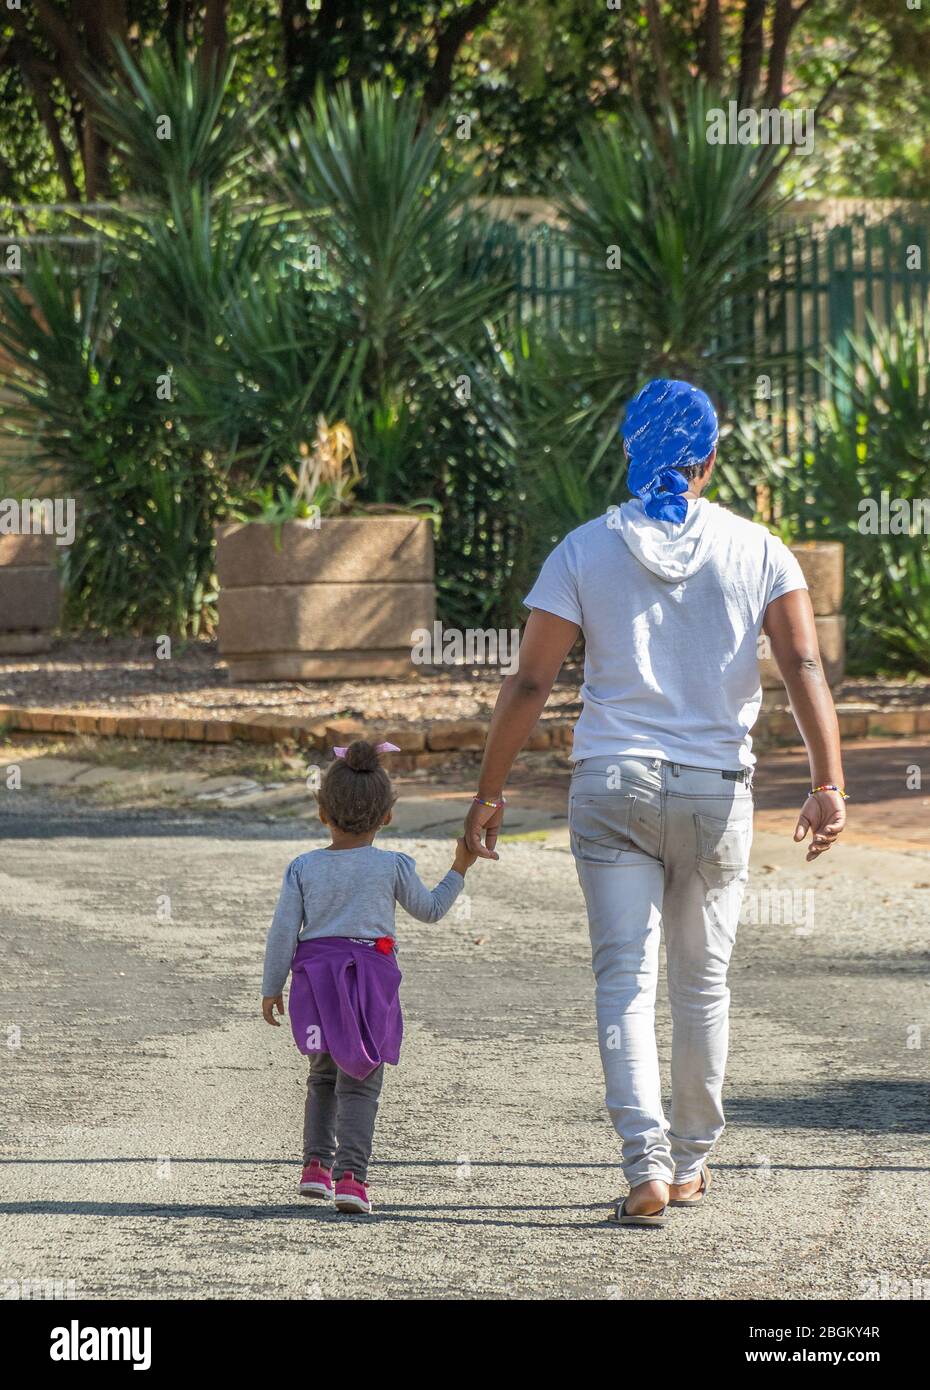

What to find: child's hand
left=262, top=994, right=284, bottom=1026
left=453, top=836, right=479, bottom=875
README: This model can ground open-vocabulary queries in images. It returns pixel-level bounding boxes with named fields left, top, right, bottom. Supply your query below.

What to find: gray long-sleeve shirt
left=261, top=845, right=464, bottom=997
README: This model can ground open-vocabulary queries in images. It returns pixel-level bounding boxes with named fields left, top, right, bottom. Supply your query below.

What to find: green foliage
left=229, top=482, right=327, bottom=529
left=565, top=93, right=781, bottom=372
left=2, top=35, right=927, bottom=666
left=779, top=310, right=930, bottom=673
left=4, top=2, right=930, bottom=204
left=87, top=39, right=263, bottom=203
left=512, top=86, right=787, bottom=556
left=269, top=82, right=520, bottom=625
left=0, top=59, right=516, bottom=633
left=0, top=41, right=262, bottom=635
left=273, top=82, right=508, bottom=500
left=0, top=247, right=223, bottom=635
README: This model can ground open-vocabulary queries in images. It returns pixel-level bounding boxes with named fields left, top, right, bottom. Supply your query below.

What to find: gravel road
left=2, top=792, right=929, bottom=1301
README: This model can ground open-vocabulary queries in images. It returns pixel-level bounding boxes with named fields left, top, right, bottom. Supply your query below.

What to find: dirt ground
left=1, top=735, right=928, bottom=1301
left=2, top=635, right=928, bottom=727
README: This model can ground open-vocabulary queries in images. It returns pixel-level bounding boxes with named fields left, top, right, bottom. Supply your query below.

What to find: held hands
left=453, top=836, right=480, bottom=875
left=261, top=994, right=284, bottom=1026
left=794, top=790, right=847, bottom=861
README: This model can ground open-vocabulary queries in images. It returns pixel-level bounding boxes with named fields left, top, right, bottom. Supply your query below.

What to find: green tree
left=3, top=2, right=929, bottom=202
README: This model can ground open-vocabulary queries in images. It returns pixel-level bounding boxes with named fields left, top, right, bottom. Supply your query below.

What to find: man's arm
left=763, top=589, right=847, bottom=860
left=465, top=608, right=580, bottom=859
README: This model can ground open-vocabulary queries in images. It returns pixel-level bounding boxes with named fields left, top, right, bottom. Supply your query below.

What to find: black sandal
left=610, top=1197, right=670, bottom=1228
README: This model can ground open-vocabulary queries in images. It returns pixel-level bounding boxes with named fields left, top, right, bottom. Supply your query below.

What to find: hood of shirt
left=613, top=496, right=719, bottom=582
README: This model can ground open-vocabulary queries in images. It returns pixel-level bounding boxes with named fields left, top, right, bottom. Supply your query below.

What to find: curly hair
left=677, top=453, right=715, bottom=483
left=317, top=740, right=396, bottom=835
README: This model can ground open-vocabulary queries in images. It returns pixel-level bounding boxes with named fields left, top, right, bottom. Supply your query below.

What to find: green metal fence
left=764, top=213, right=930, bottom=453
left=7, top=205, right=928, bottom=459
left=485, top=210, right=930, bottom=457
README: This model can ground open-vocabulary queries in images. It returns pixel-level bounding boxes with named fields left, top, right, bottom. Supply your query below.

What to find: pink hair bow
left=332, top=742, right=400, bottom=758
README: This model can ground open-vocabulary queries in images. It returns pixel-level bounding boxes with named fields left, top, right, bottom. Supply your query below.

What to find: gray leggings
left=303, top=1052, right=384, bottom=1181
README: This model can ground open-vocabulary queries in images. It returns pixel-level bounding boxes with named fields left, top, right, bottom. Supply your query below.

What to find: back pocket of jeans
left=693, top=812, right=751, bottom=889
left=570, top=793, right=636, bottom=863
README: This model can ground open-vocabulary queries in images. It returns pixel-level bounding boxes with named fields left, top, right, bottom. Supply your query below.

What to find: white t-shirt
left=523, top=498, right=807, bottom=770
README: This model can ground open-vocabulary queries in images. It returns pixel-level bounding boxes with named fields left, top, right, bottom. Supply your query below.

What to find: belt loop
left=671, top=762, right=681, bottom=777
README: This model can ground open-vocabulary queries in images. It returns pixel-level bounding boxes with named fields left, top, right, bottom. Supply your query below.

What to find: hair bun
left=343, top=739, right=380, bottom=773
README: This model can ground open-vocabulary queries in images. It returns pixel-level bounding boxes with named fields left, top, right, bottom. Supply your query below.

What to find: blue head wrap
left=620, top=379, right=719, bottom=524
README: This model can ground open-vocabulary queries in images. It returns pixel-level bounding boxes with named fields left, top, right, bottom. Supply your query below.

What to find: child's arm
left=261, top=861, right=304, bottom=1024
left=394, top=843, right=475, bottom=923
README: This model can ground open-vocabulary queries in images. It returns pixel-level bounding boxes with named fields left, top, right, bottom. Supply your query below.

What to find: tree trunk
left=202, top=0, right=229, bottom=67
left=281, top=0, right=345, bottom=107
left=765, top=0, right=797, bottom=107
left=30, top=0, right=129, bottom=199
left=737, top=0, right=767, bottom=107
left=697, top=0, right=722, bottom=87
left=422, top=0, right=499, bottom=112
left=644, top=0, right=673, bottom=108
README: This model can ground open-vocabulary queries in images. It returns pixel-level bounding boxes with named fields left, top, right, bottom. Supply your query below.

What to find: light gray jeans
left=570, top=755, right=753, bottom=1188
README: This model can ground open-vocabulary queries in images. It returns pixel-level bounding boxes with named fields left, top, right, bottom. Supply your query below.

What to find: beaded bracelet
left=473, top=794, right=506, bottom=809
left=809, top=784, right=849, bottom=800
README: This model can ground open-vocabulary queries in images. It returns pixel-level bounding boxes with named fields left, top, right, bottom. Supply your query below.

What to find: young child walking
left=261, top=738, right=477, bottom=1214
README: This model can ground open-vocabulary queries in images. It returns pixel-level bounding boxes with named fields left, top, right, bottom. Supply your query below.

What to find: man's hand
left=794, top=790, right=846, bottom=862
left=464, top=799, right=504, bottom=861
left=262, top=994, right=284, bottom=1025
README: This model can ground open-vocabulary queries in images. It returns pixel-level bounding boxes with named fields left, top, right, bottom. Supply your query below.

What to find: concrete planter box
left=787, top=540, right=845, bottom=615
left=760, top=541, right=845, bottom=687
left=0, top=533, right=61, bottom=654
left=215, top=515, right=435, bottom=681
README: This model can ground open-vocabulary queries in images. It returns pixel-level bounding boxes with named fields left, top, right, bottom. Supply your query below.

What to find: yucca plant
left=87, top=38, right=263, bottom=207
left=0, top=60, right=516, bottom=634
left=0, top=248, right=224, bottom=634
left=81, top=40, right=279, bottom=457
left=560, top=85, right=783, bottom=381
left=169, top=249, right=348, bottom=486
left=274, top=82, right=510, bottom=503
left=143, top=81, right=511, bottom=530
left=792, top=308, right=930, bottom=672
left=0, top=40, right=266, bottom=635
left=514, top=84, right=788, bottom=541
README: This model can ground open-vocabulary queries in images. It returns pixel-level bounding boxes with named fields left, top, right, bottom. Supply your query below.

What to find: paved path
left=1, top=768, right=929, bottom=1300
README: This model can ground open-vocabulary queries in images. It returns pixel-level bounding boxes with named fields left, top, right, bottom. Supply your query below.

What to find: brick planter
left=215, top=515, right=435, bottom=681
left=0, top=533, right=61, bottom=655
left=759, top=541, right=845, bottom=688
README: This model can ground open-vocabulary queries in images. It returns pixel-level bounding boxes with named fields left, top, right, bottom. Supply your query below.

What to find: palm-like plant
left=274, top=82, right=510, bottom=501
left=0, top=247, right=223, bottom=634
left=88, top=38, right=263, bottom=206
left=793, top=308, right=930, bottom=672
left=0, top=40, right=264, bottom=635
left=515, top=84, right=787, bottom=538
left=160, top=239, right=348, bottom=486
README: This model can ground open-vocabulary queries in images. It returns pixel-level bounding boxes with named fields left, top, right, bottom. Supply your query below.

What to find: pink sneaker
left=299, top=1160, right=333, bottom=1199
left=334, top=1171, right=372, bottom=1214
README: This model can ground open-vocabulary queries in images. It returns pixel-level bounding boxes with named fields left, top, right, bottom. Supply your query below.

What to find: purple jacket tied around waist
left=288, top=937, right=403, bottom=1080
